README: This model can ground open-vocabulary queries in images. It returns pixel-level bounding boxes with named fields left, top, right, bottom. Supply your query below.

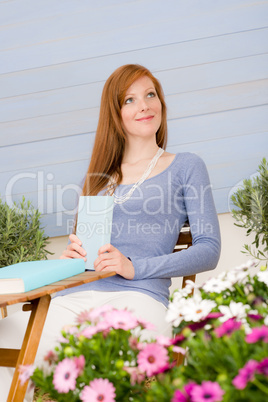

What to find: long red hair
left=82, top=64, right=168, bottom=196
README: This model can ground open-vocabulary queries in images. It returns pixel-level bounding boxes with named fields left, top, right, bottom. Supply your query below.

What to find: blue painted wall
left=0, top=0, right=267, bottom=236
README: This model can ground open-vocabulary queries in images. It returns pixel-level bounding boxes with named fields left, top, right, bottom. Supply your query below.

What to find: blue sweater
left=59, top=153, right=221, bottom=307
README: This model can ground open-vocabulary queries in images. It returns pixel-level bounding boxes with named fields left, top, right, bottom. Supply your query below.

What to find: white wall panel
left=0, top=0, right=267, bottom=237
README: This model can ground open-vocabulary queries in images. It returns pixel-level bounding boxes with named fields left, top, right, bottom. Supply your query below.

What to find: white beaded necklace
left=108, top=147, right=164, bottom=204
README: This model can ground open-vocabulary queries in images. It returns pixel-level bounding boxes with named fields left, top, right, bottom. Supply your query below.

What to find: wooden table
left=0, top=270, right=115, bottom=402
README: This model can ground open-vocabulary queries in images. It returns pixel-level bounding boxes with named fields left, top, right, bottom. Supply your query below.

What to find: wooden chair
left=174, top=222, right=196, bottom=289
left=173, top=223, right=195, bottom=365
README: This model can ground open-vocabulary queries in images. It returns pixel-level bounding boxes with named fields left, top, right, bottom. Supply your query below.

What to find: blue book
left=76, top=196, right=114, bottom=270
left=0, top=259, right=85, bottom=294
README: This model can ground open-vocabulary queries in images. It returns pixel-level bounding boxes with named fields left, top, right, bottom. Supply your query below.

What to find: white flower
left=166, top=297, right=187, bottom=327
left=172, top=287, right=192, bottom=301
left=202, top=277, right=232, bottom=293
left=264, top=315, right=268, bottom=326
left=226, top=269, right=248, bottom=285
left=184, top=280, right=200, bottom=291
left=256, top=270, right=268, bottom=286
left=218, top=301, right=250, bottom=322
left=180, top=293, right=216, bottom=322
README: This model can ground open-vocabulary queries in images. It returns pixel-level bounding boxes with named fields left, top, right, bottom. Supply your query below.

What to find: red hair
left=82, top=64, right=167, bottom=196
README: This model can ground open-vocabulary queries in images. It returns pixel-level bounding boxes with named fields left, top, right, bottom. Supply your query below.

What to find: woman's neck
left=122, top=141, right=160, bottom=165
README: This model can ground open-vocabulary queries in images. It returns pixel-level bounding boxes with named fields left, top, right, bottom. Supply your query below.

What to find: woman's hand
left=60, top=234, right=87, bottom=261
left=94, top=244, right=135, bottom=280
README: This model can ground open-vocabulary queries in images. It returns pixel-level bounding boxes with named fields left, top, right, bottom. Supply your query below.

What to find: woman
left=56, top=63, right=220, bottom=333
left=0, top=64, right=221, bottom=400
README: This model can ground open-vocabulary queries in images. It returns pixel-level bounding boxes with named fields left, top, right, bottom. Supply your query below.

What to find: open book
left=0, top=259, right=85, bottom=294
left=76, top=196, right=114, bottom=270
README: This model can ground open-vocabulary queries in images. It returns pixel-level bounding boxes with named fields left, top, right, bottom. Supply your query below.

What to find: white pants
left=0, top=290, right=171, bottom=402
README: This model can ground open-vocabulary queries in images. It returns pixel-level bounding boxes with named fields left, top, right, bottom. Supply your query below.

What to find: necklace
left=108, top=147, right=164, bottom=204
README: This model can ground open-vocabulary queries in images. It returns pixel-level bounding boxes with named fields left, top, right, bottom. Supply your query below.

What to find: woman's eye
left=125, top=97, right=134, bottom=104
left=147, top=92, right=156, bottom=98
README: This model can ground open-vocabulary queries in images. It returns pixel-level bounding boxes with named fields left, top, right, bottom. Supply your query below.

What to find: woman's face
left=120, top=76, right=162, bottom=141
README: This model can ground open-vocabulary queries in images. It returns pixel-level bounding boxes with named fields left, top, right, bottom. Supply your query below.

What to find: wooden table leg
left=7, top=294, right=51, bottom=402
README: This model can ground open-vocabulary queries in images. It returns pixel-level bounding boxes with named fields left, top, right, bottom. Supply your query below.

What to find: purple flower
left=172, top=389, right=188, bottom=402
left=53, top=358, right=79, bottom=393
left=247, top=313, right=263, bottom=321
left=172, top=382, right=195, bottom=402
left=215, top=318, right=241, bottom=337
left=257, top=358, right=268, bottom=376
left=187, top=312, right=224, bottom=332
left=246, top=325, right=268, bottom=343
left=191, top=381, right=224, bottom=402
left=232, top=360, right=259, bottom=390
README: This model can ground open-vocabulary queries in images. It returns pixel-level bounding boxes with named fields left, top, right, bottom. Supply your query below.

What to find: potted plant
left=145, top=262, right=268, bottom=401
left=0, top=196, right=51, bottom=268
left=231, top=157, right=268, bottom=266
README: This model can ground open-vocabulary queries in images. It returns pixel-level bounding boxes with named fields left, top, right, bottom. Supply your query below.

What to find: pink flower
left=172, top=346, right=186, bottom=355
left=19, top=364, right=34, bottom=385
left=80, top=325, right=99, bottom=338
left=74, top=355, right=85, bottom=375
left=215, top=318, right=242, bottom=337
left=257, top=358, right=268, bottom=376
left=137, top=343, right=169, bottom=376
left=191, top=381, right=224, bottom=402
left=52, top=358, right=79, bottom=393
left=128, top=336, right=140, bottom=350
left=172, top=382, right=195, bottom=402
left=104, top=309, right=138, bottom=330
left=232, top=360, right=259, bottom=390
left=137, top=318, right=156, bottom=331
left=123, top=366, right=145, bottom=385
left=76, top=310, right=93, bottom=324
left=246, top=325, right=268, bottom=343
left=89, top=305, right=114, bottom=323
left=44, top=350, right=58, bottom=365
left=156, top=335, right=173, bottom=347
left=172, top=389, right=188, bottom=402
left=80, top=378, right=116, bottom=402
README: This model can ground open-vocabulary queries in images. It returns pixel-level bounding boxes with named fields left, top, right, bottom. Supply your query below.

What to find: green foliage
left=147, top=263, right=268, bottom=401
left=0, top=196, right=52, bottom=268
left=231, top=157, right=268, bottom=265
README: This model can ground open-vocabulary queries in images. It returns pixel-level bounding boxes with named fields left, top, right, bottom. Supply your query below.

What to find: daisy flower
left=257, top=357, right=268, bottom=376
left=218, top=301, right=250, bottom=322
left=123, top=366, right=145, bottom=385
left=18, top=364, right=34, bottom=385
left=80, top=378, right=116, bottom=402
left=52, top=358, right=78, bottom=393
left=104, top=309, right=138, bottom=330
left=180, top=294, right=216, bottom=322
left=166, top=297, right=187, bottom=327
left=245, top=325, right=268, bottom=343
left=257, top=270, right=268, bottom=286
left=137, top=343, right=169, bottom=376
left=232, top=360, right=259, bottom=390
left=215, top=318, right=242, bottom=337
left=191, top=381, right=225, bottom=402
left=202, top=277, right=232, bottom=293
left=89, top=305, right=114, bottom=323
left=74, top=355, right=85, bottom=375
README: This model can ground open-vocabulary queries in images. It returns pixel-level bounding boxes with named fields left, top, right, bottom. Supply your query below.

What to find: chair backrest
left=173, top=223, right=196, bottom=289
left=173, top=223, right=195, bottom=365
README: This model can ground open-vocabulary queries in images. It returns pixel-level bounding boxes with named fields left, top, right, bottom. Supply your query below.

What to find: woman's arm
left=130, top=155, right=221, bottom=280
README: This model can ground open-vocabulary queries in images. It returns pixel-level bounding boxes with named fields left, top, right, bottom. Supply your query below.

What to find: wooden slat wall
left=0, top=0, right=268, bottom=237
